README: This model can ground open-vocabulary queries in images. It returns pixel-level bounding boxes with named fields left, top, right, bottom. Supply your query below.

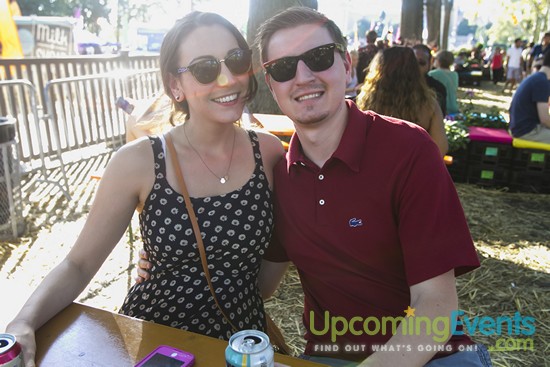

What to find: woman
left=6, top=11, right=285, bottom=365
left=490, top=46, right=504, bottom=85
left=356, top=46, right=449, bottom=156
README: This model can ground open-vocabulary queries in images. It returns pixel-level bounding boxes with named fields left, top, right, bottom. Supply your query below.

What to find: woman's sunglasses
left=263, top=43, right=346, bottom=83
left=177, top=48, right=252, bottom=84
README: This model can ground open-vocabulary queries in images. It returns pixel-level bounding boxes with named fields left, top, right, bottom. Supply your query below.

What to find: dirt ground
left=1, top=81, right=549, bottom=367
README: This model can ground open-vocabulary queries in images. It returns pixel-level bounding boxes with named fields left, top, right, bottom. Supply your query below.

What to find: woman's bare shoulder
left=254, top=129, right=286, bottom=160
left=108, top=136, right=155, bottom=174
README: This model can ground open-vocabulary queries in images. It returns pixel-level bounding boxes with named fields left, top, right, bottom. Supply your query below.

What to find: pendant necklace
left=183, top=123, right=236, bottom=184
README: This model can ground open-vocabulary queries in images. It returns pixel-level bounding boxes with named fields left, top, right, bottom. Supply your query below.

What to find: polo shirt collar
left=286, top=100, right=369, bottom=173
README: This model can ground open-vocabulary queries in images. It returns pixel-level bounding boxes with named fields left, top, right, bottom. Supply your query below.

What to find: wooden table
left=35, top=303, right=325, bottom=366
left=253, top=113, right=295, bottom=138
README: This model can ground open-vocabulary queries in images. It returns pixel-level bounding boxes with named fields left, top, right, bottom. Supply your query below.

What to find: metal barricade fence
left=43, top=69, right=161, bottom=157
left=0, top=79, right=70, bottom=197
left=0, top=69, right=161, bottom=201
left=45, top=74, right=126, bottom=154
left=121, top=68, right=162, bottom=101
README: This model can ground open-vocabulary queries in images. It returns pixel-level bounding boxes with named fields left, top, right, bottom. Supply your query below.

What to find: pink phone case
left=134, top=345, right=195, bottom=367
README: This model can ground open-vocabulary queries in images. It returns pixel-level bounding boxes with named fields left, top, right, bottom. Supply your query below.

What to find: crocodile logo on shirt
left=348, top=218, right=363, bottom=227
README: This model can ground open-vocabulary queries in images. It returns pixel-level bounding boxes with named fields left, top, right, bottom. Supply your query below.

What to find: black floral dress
left=120, top=131, right=273, bottom=340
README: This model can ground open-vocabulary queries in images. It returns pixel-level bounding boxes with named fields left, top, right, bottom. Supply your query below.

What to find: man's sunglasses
left=177, top=48, right=252, bottom=84
left=263, top=43, right=346, bottom=83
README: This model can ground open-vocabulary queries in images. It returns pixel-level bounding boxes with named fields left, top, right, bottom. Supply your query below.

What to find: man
left=509, top=50, right=550, bottom=143
left=413, top=44, right=447, bottom=115
left=356, top=30, right=379, bottom=85
left=138, top=7, right=491, bottom=367
left=527, top=32, right=550, bottom=73
left=503, top=38, right=524, bottom=93
left=256, top=7, right=490, bottom=367
left=428, top=50, right=460, bottom=115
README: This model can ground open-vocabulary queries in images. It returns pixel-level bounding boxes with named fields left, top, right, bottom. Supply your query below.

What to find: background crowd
left=345, top=29, right=550, bottom=145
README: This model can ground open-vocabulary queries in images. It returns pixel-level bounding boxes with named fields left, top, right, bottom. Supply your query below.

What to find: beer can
left=0, top=334, right=23, bottom=367
left=225, top=330, right=274, bottom=367
left=115, top=96, right=135, bottom=114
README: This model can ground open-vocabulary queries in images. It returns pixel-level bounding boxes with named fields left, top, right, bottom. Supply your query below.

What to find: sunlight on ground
left=476, top=242, right=550, bottom=273
left=457, top=85, right=513, bottom=121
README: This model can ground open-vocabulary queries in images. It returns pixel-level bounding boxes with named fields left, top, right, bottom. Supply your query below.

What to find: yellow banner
left=0, top=0, right=23, bottom=58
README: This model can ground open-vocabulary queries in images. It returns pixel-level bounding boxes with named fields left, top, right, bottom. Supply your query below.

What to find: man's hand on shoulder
left=135, top=249, right=152, bottom=283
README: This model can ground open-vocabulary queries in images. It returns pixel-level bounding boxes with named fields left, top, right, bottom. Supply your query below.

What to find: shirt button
left=319, top=199, right=325, bottom=205
left=318, top=174, right=324, bottom=180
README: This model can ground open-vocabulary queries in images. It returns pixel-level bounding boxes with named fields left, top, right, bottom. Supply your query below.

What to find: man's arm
left=136, top=252, right=290, bottom=301
left=537, top=101, right=550, bottom=128
left=358, top=270, right=458, bottom=367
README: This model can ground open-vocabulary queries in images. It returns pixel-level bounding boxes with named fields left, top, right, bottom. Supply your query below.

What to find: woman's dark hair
left=544, top=48, right=550, bottom=67
left=160, top=11, right=257, bottom=121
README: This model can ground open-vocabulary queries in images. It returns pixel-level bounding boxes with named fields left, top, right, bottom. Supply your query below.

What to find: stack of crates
left=446, top=148, right=468, bottom=183
left=510, top=138, right=550, bottom=193
left=466, top=127, right=514, bottom=188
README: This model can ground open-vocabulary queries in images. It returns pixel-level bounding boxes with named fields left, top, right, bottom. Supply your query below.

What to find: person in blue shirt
left=509, top=50, right=550, bottom=143
left=527, top=32, right=550, bottom=73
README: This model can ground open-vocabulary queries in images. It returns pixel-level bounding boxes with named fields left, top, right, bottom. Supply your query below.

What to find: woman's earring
left=174, top=95, right=180, bottom=101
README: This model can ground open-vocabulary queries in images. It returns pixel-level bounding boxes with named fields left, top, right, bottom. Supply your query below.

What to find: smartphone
left=134, top=345, right=195, bottom=367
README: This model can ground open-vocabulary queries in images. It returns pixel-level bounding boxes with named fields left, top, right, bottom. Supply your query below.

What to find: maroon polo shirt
left=265, top=101, right=480, bottom=359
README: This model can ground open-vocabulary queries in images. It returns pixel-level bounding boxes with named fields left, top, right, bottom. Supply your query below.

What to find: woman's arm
left=6, top=141, right=152, bottom=367
left=427, top=100, right=449, bottom=157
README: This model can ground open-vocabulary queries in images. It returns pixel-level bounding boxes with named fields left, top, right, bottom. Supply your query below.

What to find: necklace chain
left=183, top=123, right=236, bottom=184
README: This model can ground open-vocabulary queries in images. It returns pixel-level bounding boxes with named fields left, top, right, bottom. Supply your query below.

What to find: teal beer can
left=225, top=330, right=274, bottom=367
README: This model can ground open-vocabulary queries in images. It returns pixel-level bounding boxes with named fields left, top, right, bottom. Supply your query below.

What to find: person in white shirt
left=503, top=38, right=525, bottom=92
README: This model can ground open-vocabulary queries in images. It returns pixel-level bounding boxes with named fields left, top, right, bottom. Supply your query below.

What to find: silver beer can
left=225, top=330, right=274, bottom=367
left=0, top=334, right=23, bottom=367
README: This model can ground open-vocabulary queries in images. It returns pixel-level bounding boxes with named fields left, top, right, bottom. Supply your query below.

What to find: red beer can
left=0, top=334, right=22, bottom=367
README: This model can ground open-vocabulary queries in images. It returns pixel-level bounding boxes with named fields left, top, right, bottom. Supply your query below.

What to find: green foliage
left=462, top=111, right=509, bottom=129
left=483, top=0, right=550, bottom=45
left=444, top=119, right=470, bottom=153
left=445, top=103, right=508, bottom=153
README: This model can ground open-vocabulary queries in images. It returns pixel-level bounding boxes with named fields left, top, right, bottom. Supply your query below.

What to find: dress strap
left=147, top=135, right=167, bottom=178
left=246, top=130, right=264, bottom=169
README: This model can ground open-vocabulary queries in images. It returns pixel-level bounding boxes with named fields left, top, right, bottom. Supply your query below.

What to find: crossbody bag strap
left=164, top=132, right=239, bottom=333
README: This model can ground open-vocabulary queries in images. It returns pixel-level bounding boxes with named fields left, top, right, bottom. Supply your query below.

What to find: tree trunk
left=399, top=0, right=423, bottom=45
left=425, top=0, right=442, bottom=48
left=246, top=0, right=318, bottom=114
left=441, top=0, right=453, bottom=50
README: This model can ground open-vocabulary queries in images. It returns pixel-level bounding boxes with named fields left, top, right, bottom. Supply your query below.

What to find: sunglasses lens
left=303, top=45, right=335, bottom=72
left=189, top=59, right=220, bottom=84
left=225, top=49, right=252, bottom=75
left=267, top=58, right=298, bottom=82
left=265, top=44, right=340, bottom=82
